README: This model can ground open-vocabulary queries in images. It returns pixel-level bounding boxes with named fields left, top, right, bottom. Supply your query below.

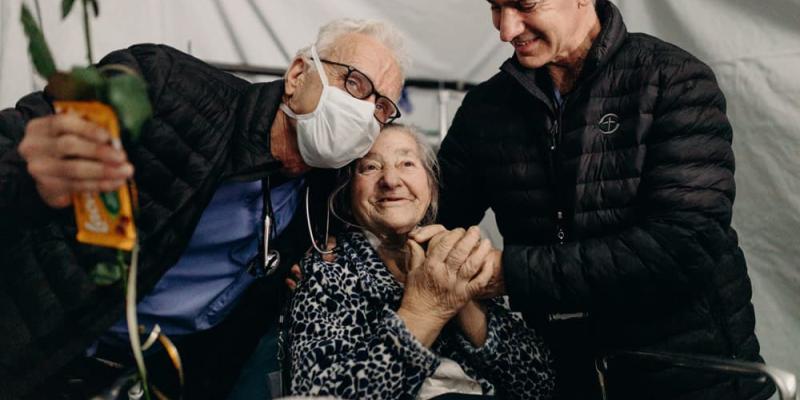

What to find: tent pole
left=213, top=0, right=249, bottom=64
left=438, top=87, right=450, bottom=141
left=247, top=0, right=292, bottom=64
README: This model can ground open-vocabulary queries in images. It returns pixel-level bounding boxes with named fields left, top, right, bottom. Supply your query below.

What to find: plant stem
left=126, top=244, right=152, bottom=400
left=81, top=0, right=93, bottom=64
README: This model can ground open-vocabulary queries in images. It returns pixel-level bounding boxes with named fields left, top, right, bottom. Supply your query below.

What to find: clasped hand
left=400, top=225, right=504, bottom=324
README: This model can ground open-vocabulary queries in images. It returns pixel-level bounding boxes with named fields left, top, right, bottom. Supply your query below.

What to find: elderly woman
left=287, top=125, right=554, bottom=399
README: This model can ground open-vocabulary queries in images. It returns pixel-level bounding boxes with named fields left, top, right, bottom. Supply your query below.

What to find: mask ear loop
left=310, top=45, right=329, bottom=87
left=280, top=44, right=329, bottom=120
left=306, top=186, right=334, bottom=254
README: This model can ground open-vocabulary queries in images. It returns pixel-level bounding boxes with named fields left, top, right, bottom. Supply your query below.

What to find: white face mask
left=280, top=45, right=382, bottom=169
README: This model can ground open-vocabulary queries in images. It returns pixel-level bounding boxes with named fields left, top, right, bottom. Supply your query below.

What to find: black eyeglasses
left=315, top=58, right=401, bottom=124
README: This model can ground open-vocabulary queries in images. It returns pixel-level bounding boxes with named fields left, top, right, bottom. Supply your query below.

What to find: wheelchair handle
left=598, top=350, right=797, bottom=400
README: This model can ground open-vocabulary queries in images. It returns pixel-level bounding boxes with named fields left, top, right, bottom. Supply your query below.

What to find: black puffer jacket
left=438, top=2, right=770, bottom=399
left=0, top=44, right=322, bottom=399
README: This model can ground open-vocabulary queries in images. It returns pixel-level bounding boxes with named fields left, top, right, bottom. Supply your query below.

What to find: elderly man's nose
left=499, top=9, right=524, bottom=42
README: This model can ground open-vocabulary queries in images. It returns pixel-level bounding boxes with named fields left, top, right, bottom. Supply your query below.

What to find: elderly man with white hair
left=0, top=18, right=407, bottom=399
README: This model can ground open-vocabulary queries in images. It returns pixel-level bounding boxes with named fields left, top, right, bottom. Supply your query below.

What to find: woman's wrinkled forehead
left=361, top=130, right=420, bottom=159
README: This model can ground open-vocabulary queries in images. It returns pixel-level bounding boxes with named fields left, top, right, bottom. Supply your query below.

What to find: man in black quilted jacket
left=0, top=19, right=406, bottom=399
left=434, top=0, right=772, bottom=398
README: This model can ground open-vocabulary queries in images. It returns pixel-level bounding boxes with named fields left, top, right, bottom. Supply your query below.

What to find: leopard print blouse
left=288, top=231, right=555, bottom=399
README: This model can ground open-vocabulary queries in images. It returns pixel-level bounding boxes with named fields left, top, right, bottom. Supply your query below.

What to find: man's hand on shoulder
left=286, top=264, right=303, bottom=291
left=18, top=113, right=134, bottom=208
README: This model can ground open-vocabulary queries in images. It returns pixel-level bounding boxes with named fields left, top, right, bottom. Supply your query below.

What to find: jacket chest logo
left=598, top=113, right=620, bottom=135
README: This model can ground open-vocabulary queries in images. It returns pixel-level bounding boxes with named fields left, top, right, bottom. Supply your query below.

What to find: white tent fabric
left=1, top=0, right=798, bottom=381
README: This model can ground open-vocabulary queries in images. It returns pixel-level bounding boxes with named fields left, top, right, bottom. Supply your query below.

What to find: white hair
left=295, top=18, right=411, bottom=80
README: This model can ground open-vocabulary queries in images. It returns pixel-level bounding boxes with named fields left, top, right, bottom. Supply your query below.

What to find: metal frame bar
left=209, top=62, right=476, bottom=140
left=245, top=0, right=292, bottom=64
left=599, top=350, right=797, bottom=400
left=208, top=62, right=477, bottom=92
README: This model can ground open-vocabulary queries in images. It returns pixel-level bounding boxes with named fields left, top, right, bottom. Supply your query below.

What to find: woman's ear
left=284, top=57, right=308, bottom=99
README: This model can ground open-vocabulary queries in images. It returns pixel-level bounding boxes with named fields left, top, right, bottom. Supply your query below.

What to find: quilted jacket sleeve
left=443, top=59, right=738, bottom=317
left=437, top=109, right=492, bottom=228
left=451, top=298, right=555, bottom=399
left=289, top=253, right=440, bottom=400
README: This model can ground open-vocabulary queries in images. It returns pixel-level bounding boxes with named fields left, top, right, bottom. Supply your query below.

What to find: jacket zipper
left=551, top=99, right=567, bottom=244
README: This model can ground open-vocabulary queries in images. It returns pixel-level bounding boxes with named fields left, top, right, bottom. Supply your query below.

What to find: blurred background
left=1, top=0, right=798, bottom=384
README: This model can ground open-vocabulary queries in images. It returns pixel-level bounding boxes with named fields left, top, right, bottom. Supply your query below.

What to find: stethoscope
left=304, top=186, right=333, bottom=255
left=256, top=176, right=281, bottom=277
left=253, top=179, right=332, bottom=278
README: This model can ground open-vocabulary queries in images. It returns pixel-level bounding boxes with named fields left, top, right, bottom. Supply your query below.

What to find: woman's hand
left=411, top=225, right=505, bottom=300
left=395, top=227, right=473, bottom=346
left=456, top=300, right=489, bottom=347
left=400, top=225, right=502, bottom=347
left=400, top=227, right=493, bottom=315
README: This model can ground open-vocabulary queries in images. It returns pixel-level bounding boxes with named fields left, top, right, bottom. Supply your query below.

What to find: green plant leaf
left=106, top=74, right=152, bottom=142
left=61, top=0, right=76, bottom=18
left=20, top=4, right=57, bottom=80
left=70, top=66, right=104, bottom=88
left=90, top=262, right=124, bottom=286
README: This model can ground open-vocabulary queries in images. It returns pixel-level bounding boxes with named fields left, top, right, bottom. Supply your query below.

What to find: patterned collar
left=338, top=230, right=405, bottom=308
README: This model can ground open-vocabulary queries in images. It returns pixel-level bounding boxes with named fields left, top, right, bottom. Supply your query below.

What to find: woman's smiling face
left=351, top=128, right=432, bottom=237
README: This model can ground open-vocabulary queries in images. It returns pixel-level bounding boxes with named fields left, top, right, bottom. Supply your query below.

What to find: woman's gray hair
left=295, top=18, right=411, bottom=79
left=329, top=124, right=440, bottom=228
